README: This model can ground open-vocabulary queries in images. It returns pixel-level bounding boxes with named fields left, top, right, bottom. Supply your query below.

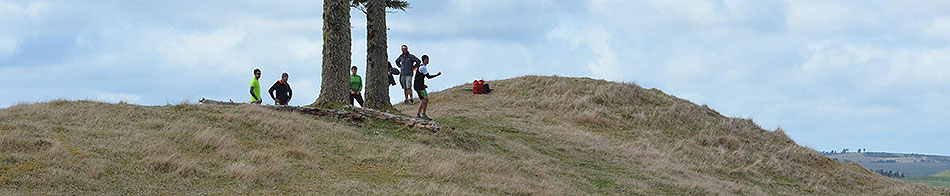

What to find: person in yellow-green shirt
left=249, top=68, right=262, bottom=104
left=349, top=66, right=364, bottom=107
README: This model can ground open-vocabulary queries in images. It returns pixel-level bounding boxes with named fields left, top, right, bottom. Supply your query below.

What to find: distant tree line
left=864, top=152, right=899, bottom=158
left=820, top=148, right=870, bottom=155
left=874, top=169, right=905, bottom=179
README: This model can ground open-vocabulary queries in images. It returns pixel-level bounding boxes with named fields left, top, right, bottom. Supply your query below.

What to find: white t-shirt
left=418, top=64, right=428, bottom=75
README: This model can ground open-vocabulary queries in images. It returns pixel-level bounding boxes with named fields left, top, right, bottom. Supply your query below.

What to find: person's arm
left=268, top=81, right=279, bottom=100
left=419, top=66, right=439, bottom=79
left=287, top=84, right=292, bottom=101
left=426, top=72, right=442, bottom=79
left=412, top=55, right=422, bottom=68
left=250, top=86, right=259, bottom=101
left=395, top=57, right=403, bottom=68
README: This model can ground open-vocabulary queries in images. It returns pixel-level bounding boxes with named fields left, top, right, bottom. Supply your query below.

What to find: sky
left=1, top=0, right=948, bottom=155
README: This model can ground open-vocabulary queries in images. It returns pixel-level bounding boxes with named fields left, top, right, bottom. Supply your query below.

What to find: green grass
left=936, top=170, right=950, bottom=177
left=905, top=170, right=950, bottom=187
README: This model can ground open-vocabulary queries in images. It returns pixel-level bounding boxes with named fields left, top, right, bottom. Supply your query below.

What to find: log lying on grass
left=198, top=98, right=441, bottom=132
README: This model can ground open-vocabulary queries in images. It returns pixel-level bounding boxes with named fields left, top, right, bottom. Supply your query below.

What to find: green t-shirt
left=350, top=74, right=362, bottom=92
left=250, top=78, right=261, bottom=102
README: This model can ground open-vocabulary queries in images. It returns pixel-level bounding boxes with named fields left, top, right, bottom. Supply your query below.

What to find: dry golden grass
left=0, top=76, right=947, bottom=195
left=395, top=75, right=950, bottom=195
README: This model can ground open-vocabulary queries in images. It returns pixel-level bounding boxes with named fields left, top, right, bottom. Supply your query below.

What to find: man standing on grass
left=350, top=66, right=365, bottom=107
left=268, top=72, right=293, bottom=105
left=249, top=68, right=262, bottom=104
left=414, top=55, right=441, bottom=120
left=395, top=44, right=421, bottom=105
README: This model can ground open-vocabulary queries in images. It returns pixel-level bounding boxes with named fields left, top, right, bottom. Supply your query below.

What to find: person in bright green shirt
left=250, top=68, right=262, bottom=104
left=349, top=66, right=364, bottom=107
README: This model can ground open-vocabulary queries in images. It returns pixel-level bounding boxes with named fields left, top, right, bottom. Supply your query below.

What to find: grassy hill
left=906, top=170, right=950, bottom=187
left=1, top=76, right=947, bottom=195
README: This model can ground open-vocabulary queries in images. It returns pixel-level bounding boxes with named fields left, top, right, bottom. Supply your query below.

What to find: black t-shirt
left=413, top=65, right=431, bottom=91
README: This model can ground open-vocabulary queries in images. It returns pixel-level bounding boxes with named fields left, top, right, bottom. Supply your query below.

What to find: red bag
left=473, top=80, right=484, bottom=94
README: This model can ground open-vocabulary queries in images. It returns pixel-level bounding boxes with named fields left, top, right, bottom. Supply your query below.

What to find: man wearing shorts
left=395, top=44, right=421, bottom=105
left=414, top=55, right=441, bottom=120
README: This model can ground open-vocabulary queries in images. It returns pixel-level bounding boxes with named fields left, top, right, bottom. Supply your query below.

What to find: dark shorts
left=416, top=89, right=428, bottom=100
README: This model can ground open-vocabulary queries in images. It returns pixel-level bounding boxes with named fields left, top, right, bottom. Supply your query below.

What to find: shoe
left=421, top=114, right=432, bottom=121
left=416, top=114, right=422, bottom=119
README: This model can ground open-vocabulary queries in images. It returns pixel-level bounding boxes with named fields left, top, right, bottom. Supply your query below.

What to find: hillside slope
left=1, top=76, right=947, bottom=195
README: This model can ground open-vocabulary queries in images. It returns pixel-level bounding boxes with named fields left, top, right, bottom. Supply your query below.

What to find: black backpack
left=387, top=63, right=399, bottom=85
left=483, top=83, right=492, bottom=93
left=389, top=67, right=400, bottom=75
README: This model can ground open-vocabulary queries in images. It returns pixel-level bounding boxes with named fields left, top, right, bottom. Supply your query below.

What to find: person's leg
left=355, top=94, right=364, bottom=107
left=416, top=89, right=428, bottom=119
left=400, top=76, right=413, bottom=104
left=416, top=100, right=423, bottom=116
left=349, top=94, right=355, bottom=105
left=421, top=99, right=428, bottom=114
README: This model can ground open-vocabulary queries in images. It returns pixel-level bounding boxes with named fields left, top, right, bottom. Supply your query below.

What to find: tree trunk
left=363, top=0, right=393, bottom=111
left=314, top=0, right=352, bottom=108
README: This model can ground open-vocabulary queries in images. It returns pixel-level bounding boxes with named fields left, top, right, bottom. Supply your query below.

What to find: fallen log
left=349, top=106, right=443, bottom=132
left=198, top=98, right=441, bottom=132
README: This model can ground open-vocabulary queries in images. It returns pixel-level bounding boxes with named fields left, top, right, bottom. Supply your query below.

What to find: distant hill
left=905, top=170, right=950, bottom=188
left=1, top=76, right=947, bottom=195
left=825, top=152, right=950, bottom=176
left=938, top=170, right=950, bottom=177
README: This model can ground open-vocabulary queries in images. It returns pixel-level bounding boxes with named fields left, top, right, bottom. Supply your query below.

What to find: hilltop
left=1, top=76, right=947, bottom=195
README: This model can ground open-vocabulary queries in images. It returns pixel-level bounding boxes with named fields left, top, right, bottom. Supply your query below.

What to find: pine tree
left=314, top=0, right=353, bottom=108
left=351, top=0, right=409, bottom=111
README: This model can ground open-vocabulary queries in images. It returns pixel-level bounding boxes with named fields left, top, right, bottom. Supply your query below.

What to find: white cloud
left=547, top=19, right=619, bottom=80
left=794, top=41, right=950, bottom=90
left=922, top=17, right=950, bottom=41
left=283, top=36, right=321, bottom=62
left=590, top=0, right=786, bottom=34
left=0, top=38, right=19, bottom=59
left=155, top=28, right=249, bottom=73
left=880, top=48, right=950, bottom=88
left=786, top=1, right=877, bottom=35
left=386, top=0, right=568, bottom=43
left=0, top=1, right=48, bottom=21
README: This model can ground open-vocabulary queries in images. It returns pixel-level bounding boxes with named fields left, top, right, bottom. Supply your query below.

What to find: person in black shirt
left=268, top=72, right=293, bottom=105
left=414, top=55, right=441, bottom=120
